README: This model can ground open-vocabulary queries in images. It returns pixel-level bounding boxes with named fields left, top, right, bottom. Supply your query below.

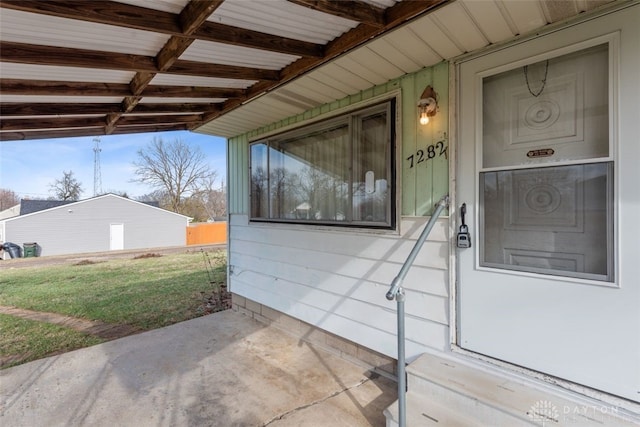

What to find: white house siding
left=229, top=214, right=450, bottom=359
left=226, top=63, right=452, bottom=359
left=2, top=195, right=188, bottom=257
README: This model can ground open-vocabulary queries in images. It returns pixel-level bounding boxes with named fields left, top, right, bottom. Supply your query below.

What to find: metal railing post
left=396, top=289, right=406, bottom=427
left=386, top=194, right=449, bottom=427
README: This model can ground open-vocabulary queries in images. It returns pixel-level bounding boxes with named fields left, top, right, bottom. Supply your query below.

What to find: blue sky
left=0, top=130, right=227, bottom=200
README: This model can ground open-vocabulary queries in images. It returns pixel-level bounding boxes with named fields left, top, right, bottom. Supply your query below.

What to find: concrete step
left=396, top=352, right=640, bottom=427
left=385, top=352, right=640, bottom=426
left=384, top=391, right=483, bottom=427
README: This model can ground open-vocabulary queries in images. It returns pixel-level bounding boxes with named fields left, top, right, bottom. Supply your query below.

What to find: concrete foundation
left=232, top=294, right=397, bottom=378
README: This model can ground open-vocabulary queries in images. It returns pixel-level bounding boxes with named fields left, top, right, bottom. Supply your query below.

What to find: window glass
left=482, top=44, right=609, bottom=168
left=269, top=123, right=349, bottom=221
left=480, top=162, right=613, bottom=281
left=249, top=101, right=394, bottom=227
left=353, top=111, right=389, bottom=223
left=250, top=143, right=268, bottom=219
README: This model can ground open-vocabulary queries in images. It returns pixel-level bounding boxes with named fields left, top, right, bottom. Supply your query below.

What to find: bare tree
left=251, top=166, right=268, bottom=218
left=180, top=196, right=208, bottom=222
left=49, top=171, right=83, bottom=201
left=132, top=137, right=215, bottom=213
left=103, top=189, right=129, bottom=198
left=204, top=185, right=226, bottom=219
left=197, top=176, right=226, bottom=220
left=0, top=188, right=20, bottom=211
left=179, top=175, right=227, bottom=222
left=136, top=190, right=169, bottom=205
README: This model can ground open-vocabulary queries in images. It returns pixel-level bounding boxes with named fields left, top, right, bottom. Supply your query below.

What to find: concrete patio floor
left=0, top=310, right=397, bottom=427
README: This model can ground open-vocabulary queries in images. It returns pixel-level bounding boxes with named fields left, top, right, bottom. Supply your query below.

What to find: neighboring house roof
left=20, top=199, right=73, bottom=215
left=0, top=204, right=21, bottom=220
left=2, top=194, right=189, bottom=223
left=142, top=201, right=160, bottom=208
left=19, top=196, right=161, bottom=216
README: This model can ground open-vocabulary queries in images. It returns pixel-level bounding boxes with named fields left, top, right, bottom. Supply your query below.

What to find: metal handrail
left=386, top=194, right=449, bottom=427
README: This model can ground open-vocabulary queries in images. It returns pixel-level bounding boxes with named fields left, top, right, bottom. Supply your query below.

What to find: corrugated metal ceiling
left=0, top=8, right=169, bottom=56
left=210, top=0, right=361, bottom=44
left=114, top=0, right=188, bottom=14
left=182, top=40, right=300, bottom=70
left=0, top=0, right=620, bottom=141
left=0, top=62, right=135, bottom=84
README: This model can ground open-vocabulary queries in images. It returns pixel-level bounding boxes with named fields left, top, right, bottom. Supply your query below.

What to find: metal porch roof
left=0, top=0, right=618, bottom=141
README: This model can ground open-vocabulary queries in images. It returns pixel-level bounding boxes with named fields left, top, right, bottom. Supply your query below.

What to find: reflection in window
left=480, top=162, right=613, bottom=281
left=250, top=101, right=394, bottom=227
left=482, top=43, right=609, bottom=168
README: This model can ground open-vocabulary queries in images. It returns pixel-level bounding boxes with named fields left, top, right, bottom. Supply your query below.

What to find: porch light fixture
left=418, top=85, right=438, bottom=125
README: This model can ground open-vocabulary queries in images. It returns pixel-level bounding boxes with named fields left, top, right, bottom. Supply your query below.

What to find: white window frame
left=249, top=99, right=396, bottom=229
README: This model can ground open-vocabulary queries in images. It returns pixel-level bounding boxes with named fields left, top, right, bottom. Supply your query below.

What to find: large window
left=250, top=100, right=395, bottom=228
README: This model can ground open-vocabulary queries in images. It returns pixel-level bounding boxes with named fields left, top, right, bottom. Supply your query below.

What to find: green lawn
left=0, top=314, right=105, bottom=367
left=0, top=249, right=227, bottom=367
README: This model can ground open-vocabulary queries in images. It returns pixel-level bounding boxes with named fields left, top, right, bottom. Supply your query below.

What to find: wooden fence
left=186, top=222, right=227, bottom=245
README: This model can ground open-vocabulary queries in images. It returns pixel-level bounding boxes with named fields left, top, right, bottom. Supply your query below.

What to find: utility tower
left=93, top=137, right=103, bottom=196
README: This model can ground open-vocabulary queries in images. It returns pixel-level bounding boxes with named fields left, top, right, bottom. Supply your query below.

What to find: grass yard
left=0, top=249, right=227, bottom=368
left=0, top=314, right=105, bottom=367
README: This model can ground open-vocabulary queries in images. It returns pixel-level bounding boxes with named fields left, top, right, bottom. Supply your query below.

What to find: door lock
left=457, top=203, right=471, bottom=248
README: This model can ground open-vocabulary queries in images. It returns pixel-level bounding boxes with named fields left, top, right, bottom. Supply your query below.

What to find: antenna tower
left=93, top=137, right=103, bottom=196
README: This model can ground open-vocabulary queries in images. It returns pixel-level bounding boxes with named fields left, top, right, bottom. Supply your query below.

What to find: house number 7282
left=406, top=141, right=447, bottom=168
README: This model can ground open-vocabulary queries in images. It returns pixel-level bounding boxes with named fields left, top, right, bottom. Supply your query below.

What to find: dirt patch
left=1, top=354, right=32, bottom=368
left=0, top=306, right=140, bottom=340
left=199, top=284, right=232, bottom=315
left=0, top=244, right=224, bottom=270
left=133, top=253, right=163, bottom=259
left=73, top=259, right=103, bottom=266
left=0, top=306, right=142, bottom=368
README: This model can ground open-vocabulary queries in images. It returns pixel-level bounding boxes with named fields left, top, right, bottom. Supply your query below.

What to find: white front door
left=457, top=6, right=639, bottom=402
left=110, top=223, right=124, bottom=251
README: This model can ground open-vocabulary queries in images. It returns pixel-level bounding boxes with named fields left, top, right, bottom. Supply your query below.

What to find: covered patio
left=0, top=310, right=396, bottom=426
left=3, top=1, right=638, bottom=426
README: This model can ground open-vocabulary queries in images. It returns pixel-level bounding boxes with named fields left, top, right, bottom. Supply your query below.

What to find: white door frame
left=448, top=3, right=640, bottom=409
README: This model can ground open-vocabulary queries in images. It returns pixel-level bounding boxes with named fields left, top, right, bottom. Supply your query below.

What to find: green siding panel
left=229, top=134, right=248, bottom=214
left=228, top=62, right=449, bottom=217
left=401, top=63, right=449, bottom=216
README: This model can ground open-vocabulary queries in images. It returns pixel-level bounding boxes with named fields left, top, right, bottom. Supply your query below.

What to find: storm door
left=456, top=6, right=639, bottom=402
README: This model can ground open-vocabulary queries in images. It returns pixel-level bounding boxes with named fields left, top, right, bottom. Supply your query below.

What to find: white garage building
left=0, top=194, right=189, bottom=258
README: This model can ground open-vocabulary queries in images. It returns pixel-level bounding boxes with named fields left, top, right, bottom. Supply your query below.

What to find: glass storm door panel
left=482, top=44, right=609, bottom=168
left=479, top=162, right=613, bottom=282
left=457, top=5, right=640, bottom=403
